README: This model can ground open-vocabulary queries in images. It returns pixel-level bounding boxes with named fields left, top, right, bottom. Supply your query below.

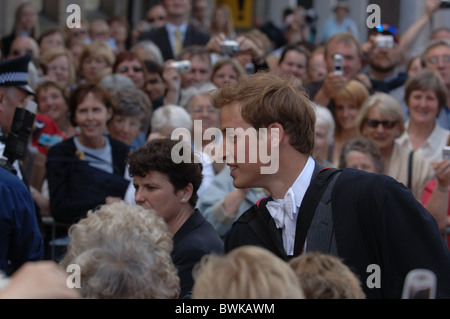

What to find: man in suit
left=211, top=71, right=450, bottom=299
left=139, top=0, right=211, bottom=61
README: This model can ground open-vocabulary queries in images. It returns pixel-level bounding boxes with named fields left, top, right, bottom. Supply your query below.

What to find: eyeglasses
left=366, top=119, right=398, bottom=129
left=118, top=66, right=143, bottom=73
left=426, top=55, right=450, bottom=65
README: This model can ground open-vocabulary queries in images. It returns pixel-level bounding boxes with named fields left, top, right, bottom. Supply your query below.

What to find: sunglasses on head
left=375, top=24, right=398, bottom=36
left=366, top=119, right=398, bottom=129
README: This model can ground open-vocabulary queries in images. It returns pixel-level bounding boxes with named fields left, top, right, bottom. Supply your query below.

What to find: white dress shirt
left=266, top=156, right=315, bottom=256
left=396, top=121, right=450, bottom=163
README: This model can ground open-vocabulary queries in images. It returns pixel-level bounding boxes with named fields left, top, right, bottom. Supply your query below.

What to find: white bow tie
left=266, top=188, right=297, bottom=229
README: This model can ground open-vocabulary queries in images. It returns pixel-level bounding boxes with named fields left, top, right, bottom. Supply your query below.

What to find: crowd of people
left=0, top=0, right=449, bottom=300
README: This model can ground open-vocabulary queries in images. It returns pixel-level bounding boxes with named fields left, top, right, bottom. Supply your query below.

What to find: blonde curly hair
left=192, top=246, right=305, bottom=299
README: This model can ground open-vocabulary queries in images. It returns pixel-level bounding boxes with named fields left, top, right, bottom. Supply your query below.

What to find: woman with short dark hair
left=128, top=138, right=223, bottom=299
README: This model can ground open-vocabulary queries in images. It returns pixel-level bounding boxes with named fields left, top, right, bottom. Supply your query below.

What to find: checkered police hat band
left=0, top=72, right=28, bottom=85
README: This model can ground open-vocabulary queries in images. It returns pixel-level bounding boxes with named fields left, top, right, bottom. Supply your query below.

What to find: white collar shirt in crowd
left=266, top=156, right=315, bottom=256
left=396, top=121, right=450, bottom=163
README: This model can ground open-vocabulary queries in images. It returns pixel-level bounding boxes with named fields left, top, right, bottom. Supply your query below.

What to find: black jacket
left=139, top=25, right=211, bottom=61
left=46, top=136, right=130, bottom=224
left=225, top=164, right=450, bottom=299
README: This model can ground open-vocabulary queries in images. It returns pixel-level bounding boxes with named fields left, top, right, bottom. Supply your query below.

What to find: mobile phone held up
left=333, top=54, right=343, bottom=75
left=443, top=146, right=450, bottom=160
left=401, top=269, right=437, bottom=299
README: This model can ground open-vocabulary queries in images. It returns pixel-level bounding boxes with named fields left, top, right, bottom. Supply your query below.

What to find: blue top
left=318, top=17, right=360, bottom=43
left=0, top=167, right=43, bottom=275
left=437, top=106, right=450, bottom=131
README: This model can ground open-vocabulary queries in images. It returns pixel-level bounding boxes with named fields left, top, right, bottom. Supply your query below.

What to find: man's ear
left=267, top=123, right=285, bottom=148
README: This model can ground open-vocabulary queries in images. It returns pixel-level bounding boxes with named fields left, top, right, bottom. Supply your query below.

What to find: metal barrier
left=41, top=217, right=71, bottom=261
left=443, top=226, right=450, bottom=249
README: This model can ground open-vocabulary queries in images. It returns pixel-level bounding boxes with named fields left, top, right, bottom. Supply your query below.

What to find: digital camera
left=170, top=60, right=192, bottom=74
left=221, top=40, right=240, bottom=56
left=443, top=146, right=450, bottom=160
left=376, top=35, right=395, bottom=49
left=440, top=0, right=450, bottom=8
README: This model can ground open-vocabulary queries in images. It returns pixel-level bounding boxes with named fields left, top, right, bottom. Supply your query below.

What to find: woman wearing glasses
left=355, top=92, right=435, bottom=200
left=113, top=51, right=147, bottom=90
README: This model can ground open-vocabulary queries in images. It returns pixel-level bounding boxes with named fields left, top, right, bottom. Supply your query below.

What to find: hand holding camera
left=221, top=40, right=240, bottom=56
left=170, top=60, right=192, bottom=74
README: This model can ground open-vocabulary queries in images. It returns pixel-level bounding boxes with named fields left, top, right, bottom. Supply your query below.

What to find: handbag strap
left=407, top=151, right=414, bottom=190
left=293, top=167, right=341, bottom=256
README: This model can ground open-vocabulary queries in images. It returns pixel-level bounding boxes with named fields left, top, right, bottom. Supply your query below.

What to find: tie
left=266, top=188, right=296, bottom=229
left=174, top=29, right=183, bottom=58
left=266, top=188, right=297, bottom=255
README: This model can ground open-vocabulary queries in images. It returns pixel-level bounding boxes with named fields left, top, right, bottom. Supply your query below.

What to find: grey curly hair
left=60, top=201, right=180, bottom=299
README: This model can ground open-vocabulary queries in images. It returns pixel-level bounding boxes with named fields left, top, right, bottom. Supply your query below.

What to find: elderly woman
left=60, top=201, right=180, bottom=299
left=313, top=104, right=335, bottom=167
left=78, top=41, right=115, bottom=84
left=46, top=84, right=130, bottom=226
left=113, top=51, right=147, bottom=90
left=128, top=138, right=224, bottom=299
left=338, top=137, right=384, bottom=174
left=108, top=88, right=152, bottom=150
left=355, top=92, right=435, bottom=200
left=41, top=47, right=76, bottom=90
left=397, top=69, right=450, bottom=163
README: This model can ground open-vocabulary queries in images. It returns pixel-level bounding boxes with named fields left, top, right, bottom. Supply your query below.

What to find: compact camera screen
left=221, top=40, right=240, bottom=56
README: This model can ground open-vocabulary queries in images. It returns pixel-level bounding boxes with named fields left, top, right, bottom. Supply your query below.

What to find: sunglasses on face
left=366, top=119, right=398, bottom=129
left=119, top=66, right=143, bottom=73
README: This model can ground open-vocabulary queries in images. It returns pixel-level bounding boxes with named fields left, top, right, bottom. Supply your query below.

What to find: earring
left=182, top=198, right=187, bottom=202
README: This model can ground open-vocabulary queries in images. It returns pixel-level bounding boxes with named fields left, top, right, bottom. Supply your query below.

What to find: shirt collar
left=273, top=156, right=315, bottom=212
left=165, top=22, right=188, bottom=34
